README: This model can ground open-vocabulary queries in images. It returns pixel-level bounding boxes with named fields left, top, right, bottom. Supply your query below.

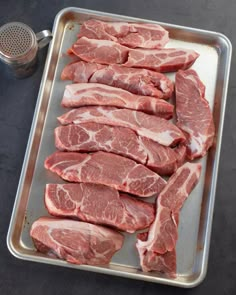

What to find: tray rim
left=6, top=6, right=232, bottom=288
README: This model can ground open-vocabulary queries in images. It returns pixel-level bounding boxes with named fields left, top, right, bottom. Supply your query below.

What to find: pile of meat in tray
left=30, top=19, right=215, bottom=278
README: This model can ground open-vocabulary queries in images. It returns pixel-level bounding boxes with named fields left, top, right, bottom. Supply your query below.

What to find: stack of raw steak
left=31, top=18, right=215, bottom=278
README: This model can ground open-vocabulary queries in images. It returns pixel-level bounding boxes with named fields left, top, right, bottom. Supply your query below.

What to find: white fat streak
left=130, top=23, right=163, bottom=30
left=188, top=134, right=208, bottom=156
left=63, top=86, right=72, bottom=100
left=139, top=128, right=174, bottom=146
left=79, top=37, right=122, bottom=48
left=137, top=201, right=163, bottom=251
left=106, top=22, right=129, bottom=33
left=63, top=155, right=91, bottom=181
left=160, top=79, right=168, bottom=92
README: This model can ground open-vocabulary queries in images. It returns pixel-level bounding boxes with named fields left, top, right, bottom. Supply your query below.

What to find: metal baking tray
left=7, top=7, right=232, bottom=288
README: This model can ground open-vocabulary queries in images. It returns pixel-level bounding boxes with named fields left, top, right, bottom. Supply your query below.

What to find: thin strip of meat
left=61, top=83, right=174, bottom=118
left=136, top=162, right=201, bottom=274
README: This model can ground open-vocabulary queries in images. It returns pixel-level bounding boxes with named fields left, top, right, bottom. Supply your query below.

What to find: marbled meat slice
left=136, top=162, right=201, bottom=271
left=61, top=83, right=174, bottom=118
left=78, top=19, right=169, bottom=49
left=89, top=64, right=173, bottom=99
left=44, top=151, right=166, bottom=197
left=45, top=183, right=155, bottom=233
left=71, top=37, right=129, bottom=64
left=61, top=61, right=174, bottom=99
left=70, top=36, right=198, bottom=72
left=175, top=69, right=215, bottom=160
left=30, top=217, right=124, bottom=265
left=55, top=123, right=186, bottom=175
left=57, top=106, right=185, bottom=147
left=125, top=48, right=199, bottom=72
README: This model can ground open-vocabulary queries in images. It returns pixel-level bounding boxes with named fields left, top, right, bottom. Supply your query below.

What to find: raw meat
left=70, top=37, right=198, bottom=72
left=71, top=37, right=129, bottom=64
left=58, top=106, right=185, bottom=147
left=61, top=62, right=174, bottom=99
left=61, top=60, right=105, bottom=83
left=136, top=162, right=201, bottom=272
left=175, top=69, right=215, bottom=160
left=30, top=217, right=124, bottom=265
left=125, top=48, right=199, bottom=72
left=44, top=151, right=166, bottom=197
left=55, top=123, right=146, bottom=163
left=137, top=232, right=176, bottom=277
left=78, top=19, right=169, bottom=49
left=90, top=64, right=173, bottom=99
left=55, top=123, right=186, bottom=175
left=45, top=183, right=155, bottom=233
left=61, top=83, right=174, bottom=118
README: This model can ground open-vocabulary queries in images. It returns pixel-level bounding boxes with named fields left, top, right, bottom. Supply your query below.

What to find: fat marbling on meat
left=45, top=183, right=155, bottom=233
left=175, top=69, right=215, bottom=160
left=78, top=19, right=169, bottom=49
left=61, top=62, right=173, bottom=99
left=55, top=122, right=186, bottom=175
left=30, top=217, right=124, bottom=265
left=44, top=151, right=166, bottom=197
left=61, top=83, right=174, bottom=118
left=58, top=106, right=185, bottom=147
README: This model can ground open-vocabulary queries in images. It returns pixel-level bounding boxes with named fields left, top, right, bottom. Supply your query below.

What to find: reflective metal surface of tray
left=7, top=7, right=232, bottom=288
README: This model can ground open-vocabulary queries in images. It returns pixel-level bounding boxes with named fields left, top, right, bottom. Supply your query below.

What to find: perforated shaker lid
left=0, top=22, right=37, bottom=63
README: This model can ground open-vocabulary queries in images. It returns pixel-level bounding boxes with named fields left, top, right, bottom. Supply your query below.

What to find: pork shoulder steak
left=61, top=83, right=174, bottom=118
left=58, top=106, right=185, bottom=147
left=45, top=183, right=155, bottom=233
left=125, top=47, right=199, bottom=72
left=55, top=123, right=186, bottom=175
left=44, top=151, right=166, bottom=197
left=61, top=62, right=173, bottom=99
left=78, top=19, right=169, bottom=49
left=70, top=37, right=198, bottom=73
left=30, top=217, right=124, bottom=265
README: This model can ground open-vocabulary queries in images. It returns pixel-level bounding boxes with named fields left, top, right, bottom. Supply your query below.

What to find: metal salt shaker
left=0, top=22, right=52, bottom=78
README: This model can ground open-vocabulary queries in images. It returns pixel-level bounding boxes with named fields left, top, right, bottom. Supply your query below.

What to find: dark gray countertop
left=0, top=0, right=235, bottom=294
